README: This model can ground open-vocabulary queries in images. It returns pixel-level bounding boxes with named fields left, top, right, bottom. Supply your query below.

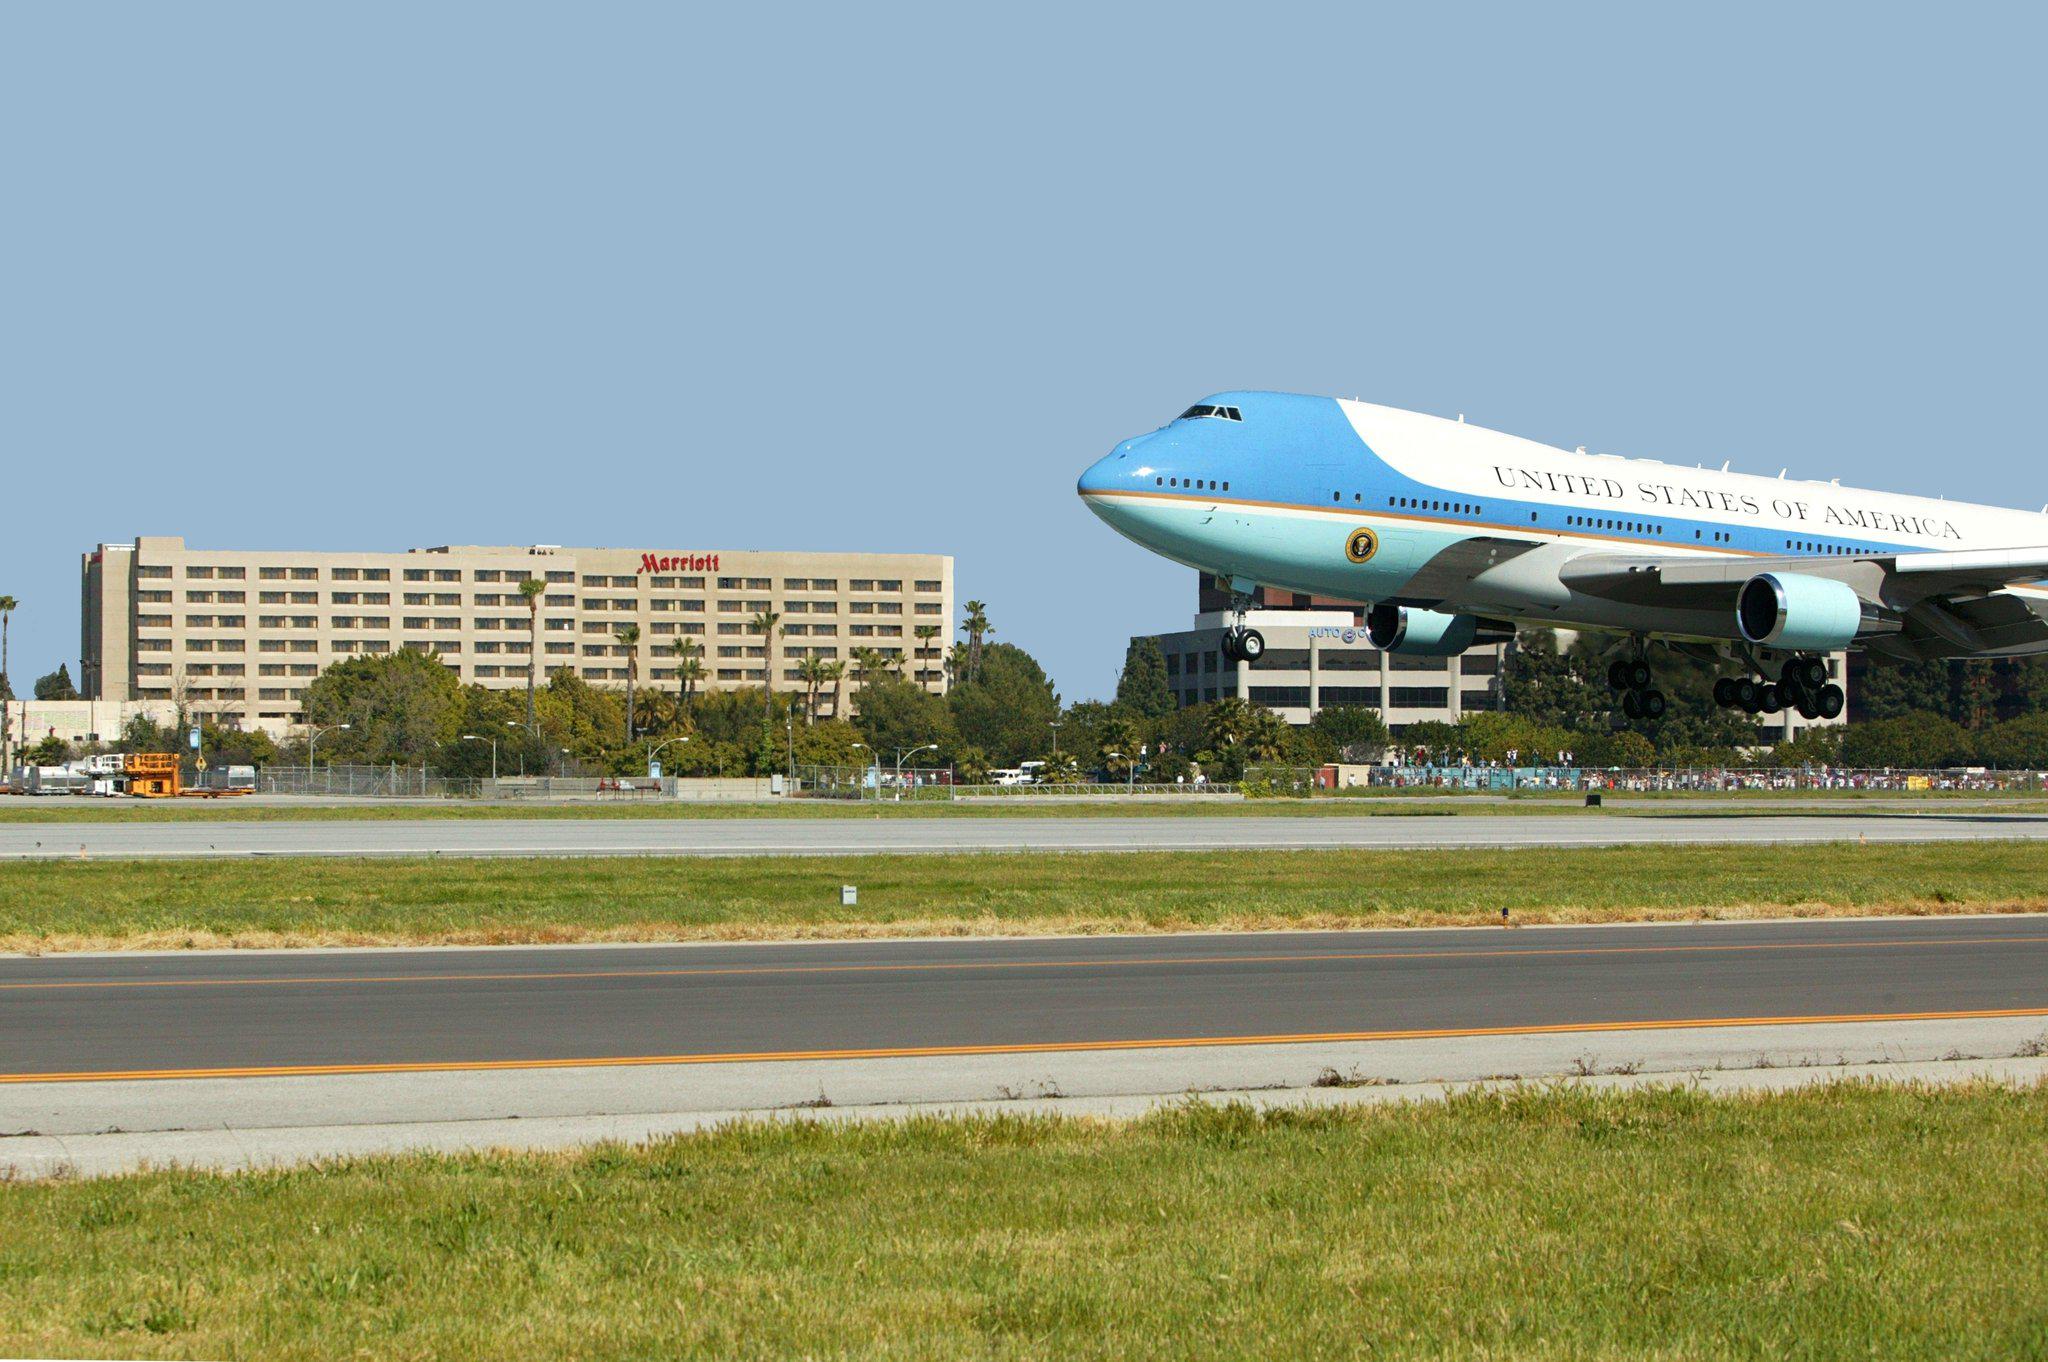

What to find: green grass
left=2, top=1083, right=2044, bottom=1358
left=3, top=840, right=2043, bottom=951
left=3, top=787, right=2044, bottom=822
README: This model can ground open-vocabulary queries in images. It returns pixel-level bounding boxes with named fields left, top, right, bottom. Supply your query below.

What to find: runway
left=6, top=914, right=2046, bottom=1174
left=6, top=915, right=2045, bottom=1080
left=2, top=808, right=2047, bottom=859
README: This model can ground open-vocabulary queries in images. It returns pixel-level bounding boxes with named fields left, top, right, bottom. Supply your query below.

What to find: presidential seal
left=1345, top=527, right=1379, bottom=563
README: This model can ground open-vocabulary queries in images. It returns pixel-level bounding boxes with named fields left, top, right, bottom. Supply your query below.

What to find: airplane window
left=1177, top=405, right=1243, bottom=422
left=1354, top=492, right=1362, bottom=502
left=1333, top=491, right=1341, bottom=502
left=1222, top=482, right=1229, bottom=491
left=1155, top=478, right=1163, bottom=486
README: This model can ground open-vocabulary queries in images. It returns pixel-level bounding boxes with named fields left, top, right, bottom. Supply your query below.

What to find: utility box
left=840, top=884, right=858, bottom=907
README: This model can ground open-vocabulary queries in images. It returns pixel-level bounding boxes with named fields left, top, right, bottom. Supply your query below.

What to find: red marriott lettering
left=639, top=552, right=720, bottom=574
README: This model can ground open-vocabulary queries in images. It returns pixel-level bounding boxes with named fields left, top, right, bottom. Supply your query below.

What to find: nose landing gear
left=1219, top=583, right=1265, bottom=663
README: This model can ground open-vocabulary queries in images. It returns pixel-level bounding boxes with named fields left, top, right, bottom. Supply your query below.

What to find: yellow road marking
left=6, top=1005, right=2047, bottom=1084
left=5, top=933, right=2046, bottom=993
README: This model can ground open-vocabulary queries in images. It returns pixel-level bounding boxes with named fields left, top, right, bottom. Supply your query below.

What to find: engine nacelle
left=1737, top=573, right=1863, bottom=651
left=1365, top=605, right=1515, bottom=656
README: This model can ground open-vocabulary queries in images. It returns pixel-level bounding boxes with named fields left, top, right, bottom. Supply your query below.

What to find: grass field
left=1, top=1083, right=2043, bottom=1358
left=3, top=788, right=2045, bottom=822
left=2, top=840, right=2043, bottom=952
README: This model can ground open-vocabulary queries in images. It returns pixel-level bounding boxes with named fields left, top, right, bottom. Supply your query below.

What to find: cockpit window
left=1178, top=404, right=1243, bottom=422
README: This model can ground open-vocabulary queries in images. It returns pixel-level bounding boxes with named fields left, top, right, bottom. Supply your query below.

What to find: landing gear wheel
left=1609, top=659, right=1633, bottom=691
left=1237, top=628, right=1265, bottom=663
left=1639, top=688, right=1667, bottom=720
left=1735, top=678, right=1762, bottom=714
left=1625, top=659, right=1652, bottom=691
left=1622, top=690, right=1644, bottom=720
left=1758, top=683, right=1783, bottom=715
left=1713, top=677, right=1737, bottom=708
left=1220, top=631, right=1242, bottom=662
left=1794, top=657, right=1829, bottom=691
left=1816, top=683, right=1845, bottom=720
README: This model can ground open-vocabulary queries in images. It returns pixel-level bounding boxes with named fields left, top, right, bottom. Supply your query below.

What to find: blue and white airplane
left=1078, top=392, right=2048, bottom=722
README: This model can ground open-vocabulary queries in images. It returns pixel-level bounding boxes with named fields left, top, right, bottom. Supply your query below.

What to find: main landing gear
left=1606, top=650, right=1667, bottom=721
left=1218, top=584, right=1265, bottom=663
left=1714, top=657, right=1844, bottom=721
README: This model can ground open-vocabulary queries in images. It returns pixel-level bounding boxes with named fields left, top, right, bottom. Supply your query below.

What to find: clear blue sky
left=4, top=5, right=2042, bottom=700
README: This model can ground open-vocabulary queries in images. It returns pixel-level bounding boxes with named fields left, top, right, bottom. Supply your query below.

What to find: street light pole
left=460, top=734, right=497, bottom=780
left=306, top=722, right=350, bottom=779
left=894, top=743, right=937, bottom=792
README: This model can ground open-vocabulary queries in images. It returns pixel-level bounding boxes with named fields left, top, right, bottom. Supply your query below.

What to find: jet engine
left=1365, top=604, right=1516, bottom=656
left=1736, top=573, right=1863, bottom=652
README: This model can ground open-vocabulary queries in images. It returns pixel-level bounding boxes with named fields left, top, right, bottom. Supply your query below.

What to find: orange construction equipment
left=124, top=752, right=182, bottom=798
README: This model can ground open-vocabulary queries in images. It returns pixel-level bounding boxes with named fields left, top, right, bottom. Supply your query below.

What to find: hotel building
left=82, top=537, right=953, bottom=732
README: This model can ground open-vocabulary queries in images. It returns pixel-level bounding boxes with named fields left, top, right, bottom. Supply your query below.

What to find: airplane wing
left=1558, top=546, right=2048, bottom=658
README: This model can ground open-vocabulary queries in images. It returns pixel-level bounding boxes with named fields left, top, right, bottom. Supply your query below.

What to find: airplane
left=1077, top=392, right=2048, bottom=723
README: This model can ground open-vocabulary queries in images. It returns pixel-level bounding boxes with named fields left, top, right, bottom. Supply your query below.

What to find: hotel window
left=717, top=622, right=745, bottom=635
left=405, top=569, right=430, bottom=582
left=363, top=569, right=390, bottom=581
left=783, top=578, right=808, bottom=590
left=546, top=570, right=574, bottom=584
left=187, top=566, right=216, bottom=580
left=261, top=567, right=288, bottom=580
left=137, top=565, right=172, bottom=579
left=877, top=579, right=902, bottom=591
left=290, top=591, right=317, bottom=604
left=915, top=580, right=941, bottom=592
left=849, top=579, right=875, bottom=591
left=810, top=579, right=838, bottom=590
left=291, top=568, right=319, bottom=580
left=332, top=568, right=360, bottom=581
left=434, top=570, right=460, bottom=582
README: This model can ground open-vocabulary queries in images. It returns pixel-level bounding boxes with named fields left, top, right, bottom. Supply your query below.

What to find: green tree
left=1954, top=660, right=2001, bottom=729
left=749, top=610, right=783, bottom=694
left=795, top=654, right=833, bottom=724
left=1858, top=659, right=1950, bottom=721
left=1840, top=711, right=1973, bottom=769
left=0, top=594, right=15, bottom=766
left=1503, top=631, right=1608, bottom=730
left=1975, top=714, right=2048, bottom=768
left=33, top=664, right=79, bottom=701
left=1095, top=711, right=1141, bottom=777
left=1310, top=705, right=1390, bottom=760
left=1114, top=637, right=1174, bottom=720
left=671, top=637, right=705, bottom=706
left=852, top=674, right=957, bottom=760
left=960, top=600, right=992, bottom=683
left=947, top=642, right=1059, bottom=765
left=298, top=649, right=464, bottom=764
left=518, top=576, right=545, bottom=737
left=912, top=624, right=941, bottom=687
left=614, top=623, right=642, bottom=739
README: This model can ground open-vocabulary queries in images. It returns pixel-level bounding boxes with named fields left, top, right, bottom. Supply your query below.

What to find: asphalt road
left=2, top=809, right=2047, bottom=859
left=5, top=915, right=2045, bottom=1082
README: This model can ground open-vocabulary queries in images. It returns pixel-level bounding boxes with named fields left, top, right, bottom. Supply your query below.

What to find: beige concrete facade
left=82, top=537, right=953, bottom=732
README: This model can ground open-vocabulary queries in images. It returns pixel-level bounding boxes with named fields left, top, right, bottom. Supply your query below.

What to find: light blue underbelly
left=1092, top=496, right=1465, bottom=602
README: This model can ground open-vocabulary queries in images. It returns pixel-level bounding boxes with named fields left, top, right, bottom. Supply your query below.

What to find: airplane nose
left=1077, top=438, right=1141, bottom=496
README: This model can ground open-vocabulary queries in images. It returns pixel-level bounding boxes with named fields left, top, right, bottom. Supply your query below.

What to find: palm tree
left=821, top=660, right=846, bottom=720
left=913, top=623, right=940, bottom=689
left=749, top=610, right=783, bottom=694
left=960, top=600, right=992, bottom=683
left=795, top=655, right=831, bottom=724
left=0, top=594, right=14, bottom=770
left=518, top=578, right=544, bottom=737
left=614, top=623, right=641, bottom=738
left=670, top=636, right=702, bottom=706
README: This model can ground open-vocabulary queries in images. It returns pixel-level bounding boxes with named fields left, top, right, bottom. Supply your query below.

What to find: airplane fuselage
left=1077, top=392, right=2048, bottom=653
